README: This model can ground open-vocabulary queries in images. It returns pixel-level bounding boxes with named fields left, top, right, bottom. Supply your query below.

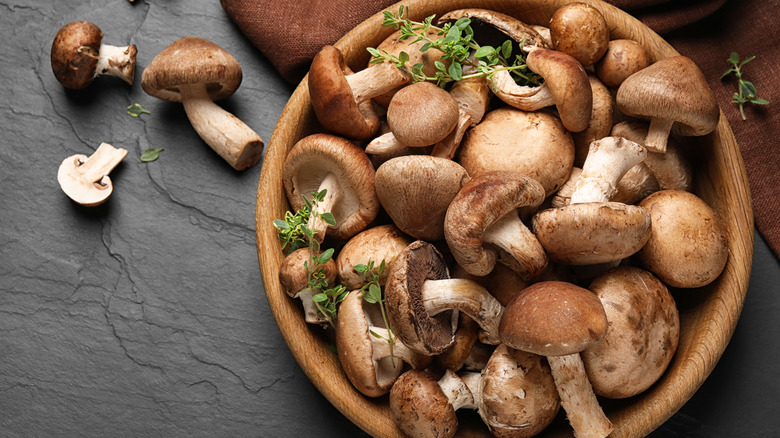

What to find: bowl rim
left=255, top=1, right=754, bottom=436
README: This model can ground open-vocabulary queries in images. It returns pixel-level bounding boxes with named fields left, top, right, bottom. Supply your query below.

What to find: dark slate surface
left=0, top=1, right=778, bottom=437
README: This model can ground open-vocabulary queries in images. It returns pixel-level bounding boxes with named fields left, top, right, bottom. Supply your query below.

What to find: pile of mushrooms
left=276, top=3, right=728, bottom=437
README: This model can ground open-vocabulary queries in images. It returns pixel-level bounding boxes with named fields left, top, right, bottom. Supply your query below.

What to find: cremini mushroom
left=445, top=171, right=548, bottom=280
left=278, top=248, right=337, bottom=325
left=336, top=289, right=430, bottom=397
left=499, top=281, right=612, bottom=438
left=282, top=133, right=379, bottom=243
left=548, top=2, right=610, bottom=67
left=457, top=107, right=574, bottom=197
left=582, top=266, right=680, bottom=398
left=335, top=224, right=413, bottom=291
left=51, top=21, right=137, bottom=89
left=309, top=45, right=408, bottom=140
left=638, top=190, right=729, bottom=288
left=594, top=39, right=652, bottom=88
left=57, top=142, right=127, bottom=206
left=572, top=75, right=614, bottom=168
left=616, top=55, right=719, bottom=153
left=374, top=156, right=469, bottom=241
left=385, top=241, right=505, bottom=355
left=553, top=163, right=660, bottom=207
left=431, top=76, right=492, bottom=159
left=141, top=37, right=263, bottom=170
left=387, top=81, right=460, bottom=147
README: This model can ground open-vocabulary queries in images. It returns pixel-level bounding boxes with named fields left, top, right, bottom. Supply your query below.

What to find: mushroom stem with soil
left=58, top=142, right=128, bottom=206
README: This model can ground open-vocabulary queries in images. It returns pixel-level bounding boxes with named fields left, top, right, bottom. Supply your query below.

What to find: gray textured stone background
left=0, top=1, right=778, bottom=437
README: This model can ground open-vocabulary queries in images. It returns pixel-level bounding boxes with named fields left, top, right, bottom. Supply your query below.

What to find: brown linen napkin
left=222, top=0, right=780, bottom=259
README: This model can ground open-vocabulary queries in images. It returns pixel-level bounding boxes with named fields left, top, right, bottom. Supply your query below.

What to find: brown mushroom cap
left=278, top=248, right=337, bottom=299
left=594, top=39, right=652, bottom=88
left=479, top=345, right=560, bottom=438
left=389, top=370, right=460, bottom=438
left=375, top=156, right=470, bottom=241
left=582, top=266, right=680, bottom=399
left=282, top=133, right=379, bottom=241
left=549, top=2, right=610, bottom=67
left=141, top=37, right=242, bottom=103
left=51, top=21, right=103, bottom=89
left=499, top=281, right=608, bottom=357
left=335, top=224, right=414, bottom=290
left=457, top=107, right=574, bottom=197
left=638, top=190, right=728, bottom=288
left=387, top=82, right=460, bottom=147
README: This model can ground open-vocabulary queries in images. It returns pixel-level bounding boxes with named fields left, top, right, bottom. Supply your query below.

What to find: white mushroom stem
left=492, top=69, right=554, bottom=110
left=482, top=212, right=549, bottom=281
left=75, top=142, right=128, bottom=184
left=346, top=62, right=409, bottom=103
left=178, top=83, right=264, bottom=171
left=365, top=131, right=406, bottom=155
left=547, top=354, right=613, bottom=438
left=369, top=327, right=427, bottom=372
left=421, top=279, right=504, bottom=345
left=294, top=288, right=328, bottom=325
left=643, top=117, right=675, bottom=154
left=308, top=172, right=343, bottom=243
left=431, top=109, right=472, bottom=159
left=94, top=43, right=136, bottom=85
left=449, top=76, right=491, bottom=126
left=438, top=369, right=478, bottom=411
left=58, top=142, right=128, bottom=207
left=570, top=136, right=647, bottom=204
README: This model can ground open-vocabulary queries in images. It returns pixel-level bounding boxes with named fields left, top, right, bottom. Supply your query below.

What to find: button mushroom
left=51, top=21, right=137, bottom=89
left=309, top=45, right=408, bottom=140
left=444, top=171, right=548, bottom=280
left=638, top=190, right=729, bottom=288
left=548, top=2, right=610, bottom=67
left=335, top=224, right=413, bottom=291
left=499, top=281, right=612, bottom=438
left=594, top=39, right=652, bottom=88
left=57, top=142, right=128, bottom=207
left=616, top=55, right=719, bottom=153
left=278, top=247, right=338, bottom=325
left=385, top=241, right=505, bottom=355
left=582, top=266, right=680, bottom=399
left=282, top=133, right=379, bottom=242
left=141, top=37, right=264, bottom=171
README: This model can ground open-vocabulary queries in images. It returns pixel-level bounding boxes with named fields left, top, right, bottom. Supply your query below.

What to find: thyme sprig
left=354, top=260, right=398, bottom=367
left=721, top=52, right=769, bottom=120
left=368, top=6, right=541, bottom=89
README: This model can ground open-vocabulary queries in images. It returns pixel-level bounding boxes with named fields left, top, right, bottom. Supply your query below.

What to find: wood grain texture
left=255, top=1, right=754, bottom=437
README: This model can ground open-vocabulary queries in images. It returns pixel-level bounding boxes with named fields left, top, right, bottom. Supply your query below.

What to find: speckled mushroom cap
left=594, top=39, right=652, bottom=88
left=387, top=82, right=460, bottom=147
left=617, top=56, right=719, bottom=137
left=548, top=2, right=609, bottom=67
left=499, top=281, right=608, bottom=357
left=375, top=156, right=470, bottom=241
left=51, top=21, right=103, bottom=89
left=638, top=190, right=728, bottom=288
left=282, top=133, right=379, bottom=241
left=582, top=266, right=680, bottom=399
left=479, top=345, right=560, bottom=438
left=278, top=248, right=337, bottom=298
left=335, top=224, right=414, bottom=290
left=457, top=107, right=574, bottom=197
left=385, top=241, right=456, bottom=356
left=389, top=370, right=459, bottom=438
left=141, top=36, right=242, bottom=103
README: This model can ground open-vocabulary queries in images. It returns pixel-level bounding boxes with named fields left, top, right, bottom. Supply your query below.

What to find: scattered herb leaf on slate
left=140, top=148, right=164, bottom=162
left=126, top=103, right=151, bottom=117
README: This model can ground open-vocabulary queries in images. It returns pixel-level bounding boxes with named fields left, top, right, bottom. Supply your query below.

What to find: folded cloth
left=222, top=0, right=780, bottom=258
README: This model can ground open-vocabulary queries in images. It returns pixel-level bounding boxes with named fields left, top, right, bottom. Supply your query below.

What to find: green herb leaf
left=473, top=45, right=495, bottom=59
left=751, top=98, right=770, bottom=105
left=722, top=52, right=768, bottom=120
left=312, top=293, right=328, bottom=303
left=319, top=247, right=335, bottom=265
left=319, top=212, right=336, bottom=226
left=126, top=103, right=151, bottom=117
left=140, top=148, right=163, bottom=162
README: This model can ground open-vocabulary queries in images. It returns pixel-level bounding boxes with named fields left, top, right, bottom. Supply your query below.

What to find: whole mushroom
left=548, top=2, right=610, bottom=67
left=278, top=248, right=338, bottom=325
left=141, top=37, right=264, bottom=170
left=335, top=224, right=413, bottom=291
left=594, top=39, right=652, bottom=88
left=51, top=21, right=137, bottom=89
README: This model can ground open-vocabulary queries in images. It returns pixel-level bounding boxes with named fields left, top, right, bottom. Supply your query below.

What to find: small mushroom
left=335, top=224, right=413, bottom=291
left=374, top=155, right=469, bottom=241
left=385, top=241, right=505, bottom=355
left=431, top=76, right=492, bottom=159
left=582, top=266, right=680, bottom=398
left=51, top=21, right=137, bottom=89
left=336, top=289, right=430, bottom=397
left=499, top=281, right=613, bottom=438
left=548, top=2, right=610, bottom=67
left=445, top=171, right=548, bottom=280
left=457, top=107, right=574, bottom=197
left=309, top=45, right=408, bottom=140
left=638, top=190, right=729, bottom=288
left=57, top=142, right=127, bottom=206
left=141, top=37, right=263, bottom=170
left=278, top=248, right=338, bottom=325
left=388, top=81, right=460, bottom=147
left=594, top=39, right=652, bottom=88
left=616, top=56, right=719, bottom=153
left=282, top=134, right=379, bottom=242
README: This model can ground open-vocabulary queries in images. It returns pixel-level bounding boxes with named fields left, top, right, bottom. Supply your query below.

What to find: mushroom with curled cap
left=51, top=21, right=137, bottom=89
left=335, top=289, right=431, bottom=397
left=533, top=136, right=652, bottom=265
left=444, top=171, right=548, bottom=280
left=548, top=2, right=610, bottom=67
left=309, top=45, right=408, bottom=140
left=141, top=37, right=263, bottom=170
left=638, top=190, right=729, bottom=288
left=385, top=241, right=505, bottom=356
left=616, top=55, right=719, bottom=153
left=582, top=266, right=680, bottom=399
left=594, top=39, right=652, bottom=88
left=374, top=155, right=470, bottom=241
left=278, top=248, right=338, bottom=325
left=499, top=281, right=612, bottom=438
left=57, top=142, right=127, bottom=207
left=335, top=224, right=413, bottom=291
left=282, top=133, right=379, bottom=243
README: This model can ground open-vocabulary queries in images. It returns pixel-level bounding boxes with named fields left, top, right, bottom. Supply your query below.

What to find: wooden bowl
left=255, top=0, right=754, bottom=436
